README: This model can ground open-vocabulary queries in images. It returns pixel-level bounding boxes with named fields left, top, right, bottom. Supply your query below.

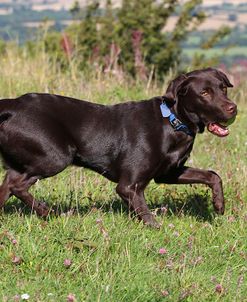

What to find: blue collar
left=160, top=102, right=193, bottom=137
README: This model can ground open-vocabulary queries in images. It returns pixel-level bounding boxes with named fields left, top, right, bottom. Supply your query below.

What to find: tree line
left=3, top=0, right=230, bottom=79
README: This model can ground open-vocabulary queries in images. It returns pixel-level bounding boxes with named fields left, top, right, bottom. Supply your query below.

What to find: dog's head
left=163, top=68, right=237, bottom=137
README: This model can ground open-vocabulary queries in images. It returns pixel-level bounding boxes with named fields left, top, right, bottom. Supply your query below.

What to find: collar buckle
left=160, top=102, right=193, bottom=137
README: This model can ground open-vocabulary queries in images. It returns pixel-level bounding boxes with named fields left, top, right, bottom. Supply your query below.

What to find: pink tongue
left=207, top=123, right=229, bottom=137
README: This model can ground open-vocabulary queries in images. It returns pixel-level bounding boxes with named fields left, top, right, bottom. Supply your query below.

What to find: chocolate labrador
left=0, top=68, right=237, bottom=227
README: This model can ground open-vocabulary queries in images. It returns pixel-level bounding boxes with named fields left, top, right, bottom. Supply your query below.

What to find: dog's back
left=0, top=93, right=160, bottom=181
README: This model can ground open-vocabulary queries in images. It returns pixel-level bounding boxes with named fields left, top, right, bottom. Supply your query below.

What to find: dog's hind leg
left=0, top=172, right=13, bottom=208
left=2, top=169, right=50, bottom=217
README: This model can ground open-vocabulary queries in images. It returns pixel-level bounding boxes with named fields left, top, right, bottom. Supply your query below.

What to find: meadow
left=0, top=48, right=246, bottom=302
left=183, top=45, right=247, bottom=59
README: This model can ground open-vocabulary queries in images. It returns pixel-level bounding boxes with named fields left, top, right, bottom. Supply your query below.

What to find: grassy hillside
left=0, top=48, right=246, bottom=301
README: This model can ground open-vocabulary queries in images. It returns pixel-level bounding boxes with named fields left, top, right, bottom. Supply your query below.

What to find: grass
left=0, top=47, right=246, bottom=301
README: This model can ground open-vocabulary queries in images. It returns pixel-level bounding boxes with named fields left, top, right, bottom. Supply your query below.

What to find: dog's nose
left=226, top=103, right=237, bottom=114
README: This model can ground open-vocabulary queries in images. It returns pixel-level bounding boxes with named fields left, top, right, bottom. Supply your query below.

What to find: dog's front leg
left=155, top=166, right=224, bottom=214
left=116, top=181, right=160, bottom=228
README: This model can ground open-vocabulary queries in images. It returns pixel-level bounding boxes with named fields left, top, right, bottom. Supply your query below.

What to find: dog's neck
left=160, top=101, right=194, bottom=137
left=173, top=98, right=205, bottom=135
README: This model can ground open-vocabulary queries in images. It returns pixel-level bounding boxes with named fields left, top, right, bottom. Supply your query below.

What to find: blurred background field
left=0, top=1, right=246, bottom=301
left=1, top=0, right=247, bottom=70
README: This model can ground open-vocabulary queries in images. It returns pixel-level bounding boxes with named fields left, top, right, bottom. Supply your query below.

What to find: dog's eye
left=222, top=87, right=227, bottom=94
left=201, top=90, right=209, bottom=97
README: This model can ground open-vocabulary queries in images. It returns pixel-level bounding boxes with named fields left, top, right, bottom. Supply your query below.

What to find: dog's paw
left=144, top=220, right=162, bottom=229
left=35, top=202, right=52, bottom=217
left=213, top=202, right=225, bottom=215
left=142, top=215, right=162, bottom=229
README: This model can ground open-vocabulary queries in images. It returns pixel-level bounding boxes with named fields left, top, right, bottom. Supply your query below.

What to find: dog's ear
left=162, top=74, right=188, bottom=106
left=215, top=69, right=233, bottom=87
left=206, top=68, right=234, bottom=88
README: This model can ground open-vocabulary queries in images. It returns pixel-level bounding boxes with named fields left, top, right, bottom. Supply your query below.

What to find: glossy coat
left=0, top=68, right=237, bottom=227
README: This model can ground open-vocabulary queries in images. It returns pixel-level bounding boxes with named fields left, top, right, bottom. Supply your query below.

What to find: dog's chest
left=161, top=135, right=194, bottom=171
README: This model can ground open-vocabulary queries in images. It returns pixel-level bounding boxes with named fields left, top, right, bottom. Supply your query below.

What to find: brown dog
left=0, top=68, right=237, bottom=227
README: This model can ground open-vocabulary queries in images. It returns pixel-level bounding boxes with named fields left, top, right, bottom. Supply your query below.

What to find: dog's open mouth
left=207, top=123, right=229, bottom=137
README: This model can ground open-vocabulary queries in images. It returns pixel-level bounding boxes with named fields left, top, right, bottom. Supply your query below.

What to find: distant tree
left=116, top=0, right=206, bottom=77
left=116, top=0, right=177, bottom=77
left=191, top=26, right=231, bottom=69
left=67, top=1, right=100, bottom=67
left=70, top=1, right=81, bottom=18
left=65, top=0, right=208, bottom=78
left=42, top=0, right=231, bottom=78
